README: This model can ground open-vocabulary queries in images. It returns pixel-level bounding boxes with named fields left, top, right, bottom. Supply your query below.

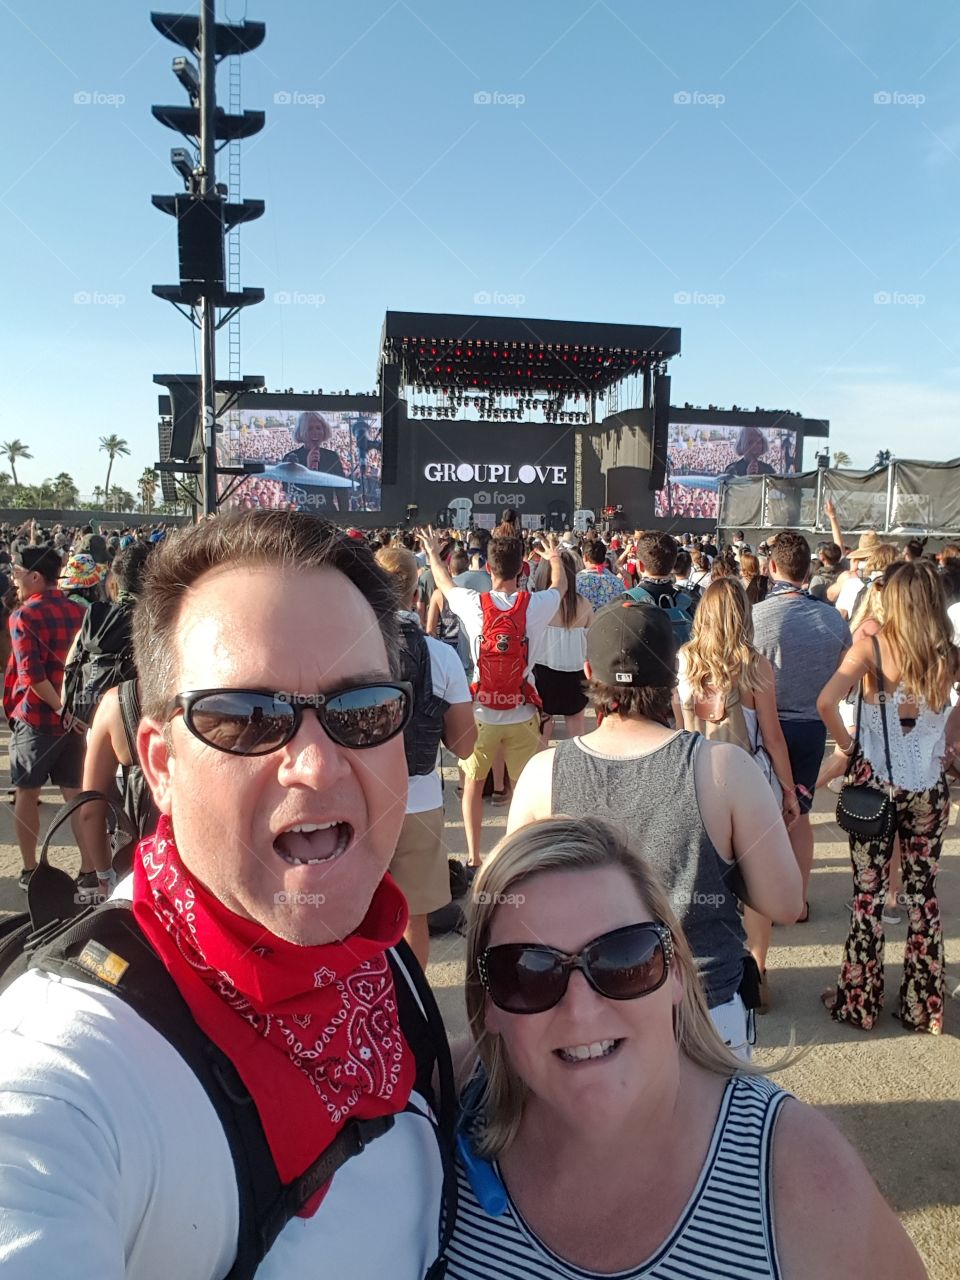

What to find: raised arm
left=823, top=496, right=844, bottom=552
left=418, top=527, right=457, bottom=598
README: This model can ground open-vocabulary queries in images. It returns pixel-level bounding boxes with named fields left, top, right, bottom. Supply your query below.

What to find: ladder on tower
left=226, top=51, right=242, bottom=384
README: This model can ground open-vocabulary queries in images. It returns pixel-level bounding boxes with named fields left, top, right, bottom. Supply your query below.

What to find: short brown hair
left=637, top=532, right=678, bottom=577
left=375, top=545, right=419, bottom=604
left=586, top=678, right=674, bottom=724
left=133, top=510, right=400, bottom=720
left=486, top=537, right=523, bottom=581
left=769, top=530, right=811, bottom=582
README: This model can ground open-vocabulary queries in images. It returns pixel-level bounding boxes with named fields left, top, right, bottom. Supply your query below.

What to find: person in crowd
left=575, top=538, right=625, bottom=612
left=427, top=548, right=469, bottom=660
left=817, top=560, right=960, bottom=1034
left=831, top=531, right=882, bottom=612
left=58, top=553, right=108, bottom=610
left=675, top=579, right=798, bottom=1007
left=457, top=547, right=493, bottom=593
left=507, top=599, right=802, bottom=1058
left=625, top=531, right=686, bottom=610
left=710, top=547, right=740, bottom=581
left=376, top=546, right=476, bottom=967
left=281, top=410, right=346, bottom=512
left=739, top=549, right=768, bottom=606
left=4, top=546, right=87, bottom=890
left=723, top=427, right=776, bottom=477
left=808, top=543, right=844, bottom=601
left=420, top=528, right=561, bottom=870
left=532, top=549, right=592, bottom=744
left=903, top=536, right=927, bottom=562
left=750, top=531, right=851, bottom=921
left=688, top=546, right=712, bottom=592
left=0, top=511, right=450, bottom=1276
left=447, top=816, right=923, bottom=1280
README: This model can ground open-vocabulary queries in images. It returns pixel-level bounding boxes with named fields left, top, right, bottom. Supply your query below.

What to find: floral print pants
left=829, top=752, right=950, bottom=1034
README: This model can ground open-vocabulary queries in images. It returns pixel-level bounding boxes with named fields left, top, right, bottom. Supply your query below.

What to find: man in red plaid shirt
left=3, top=547, right=86, bottom=889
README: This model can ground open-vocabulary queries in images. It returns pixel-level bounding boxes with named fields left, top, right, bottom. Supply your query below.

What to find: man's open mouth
left=273, top=822, right=353, bottom=866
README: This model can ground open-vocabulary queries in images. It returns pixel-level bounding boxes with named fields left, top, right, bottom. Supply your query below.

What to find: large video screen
left=218, top=407, right=382, bottom=513
left=654, top=423, right=797, bottom=519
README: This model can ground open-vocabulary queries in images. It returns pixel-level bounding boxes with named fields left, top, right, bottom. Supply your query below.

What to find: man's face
left=12, top=564, right=43, bottom=603
left=138, top=565, right=408, bottom=947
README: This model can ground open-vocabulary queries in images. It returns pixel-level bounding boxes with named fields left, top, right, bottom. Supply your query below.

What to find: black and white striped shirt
left=446, top=1074, right=788, bottom=1280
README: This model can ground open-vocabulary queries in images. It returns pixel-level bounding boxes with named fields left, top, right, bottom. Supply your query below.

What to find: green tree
left=99, top=434, right=130, bottom=496
left=92, top=484, right=106, bottom=508
left=832, top=450, right=851, bottom=468
left=52, top=472, right=79, bottom=508
left=108, top=484, right=135, bottom=513
left=0, top=439, right=33, bottom=490
left=138, top=467, right=158, bottom=514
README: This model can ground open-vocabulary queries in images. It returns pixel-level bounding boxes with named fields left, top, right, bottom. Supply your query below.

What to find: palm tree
left=832, top=450, right=851, bottom=469
left=0, top=439, right=32, bottom=490
left=138, top=467, right=158, bottom=514
left=52, top=471, right=79, bottom=509
left=99, top=434, right=131, bottom=495
left=92, top=484, right=106, bottom=509
left=108, top=485, right=135, bottom=513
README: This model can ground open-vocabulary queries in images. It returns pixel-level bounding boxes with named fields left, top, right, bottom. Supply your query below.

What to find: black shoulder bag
left=835, top=636, right=895, bottom=841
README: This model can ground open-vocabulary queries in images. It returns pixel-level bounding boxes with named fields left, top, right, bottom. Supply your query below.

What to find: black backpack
left=62, top=599, right=136, bottom=725
left=0, top=797, right=457, bottom=1280
left=116, top=679, right=161, bottom=840
left=398, top=616, right=447, bottom=777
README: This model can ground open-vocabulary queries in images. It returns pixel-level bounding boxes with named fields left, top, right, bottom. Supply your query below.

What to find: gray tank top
left=551, top=733, right=746, bottom=1007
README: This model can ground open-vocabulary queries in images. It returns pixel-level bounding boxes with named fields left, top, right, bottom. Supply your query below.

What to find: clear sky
left=2, top=0, right=959, bottom=494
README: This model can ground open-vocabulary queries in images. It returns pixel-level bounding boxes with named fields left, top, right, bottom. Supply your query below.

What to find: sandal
left=758, top=970, right=770, bottom=1015
left=820, top=986, right=838, bottom=1014
left=796, top=901, right=810, bottom=924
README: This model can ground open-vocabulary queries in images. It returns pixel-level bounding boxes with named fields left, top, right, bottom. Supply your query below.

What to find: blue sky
left=2, top=0, right=959, bottom=493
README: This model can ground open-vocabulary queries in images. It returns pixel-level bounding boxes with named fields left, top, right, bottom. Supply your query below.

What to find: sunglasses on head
left=167, top=682, right=412, bottom=757
left=477, top=922, right=674, bottom=1015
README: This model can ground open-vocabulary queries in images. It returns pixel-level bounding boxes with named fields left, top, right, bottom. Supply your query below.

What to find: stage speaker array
left=380, top=363, right=402, bottom=486
left=649, top=374, right=671, bottom=490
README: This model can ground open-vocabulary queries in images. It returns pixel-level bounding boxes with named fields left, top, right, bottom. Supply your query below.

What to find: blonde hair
left=864, top=543, right=898, bottom=575
left=679, top=578, right=766, bottom=699
left=878, top=560, right=959, bottom=709
left=848, top=578, right=884, bottom=636
left=464, top=816, right=762, bottom=1160
left=374, top=545, right=419, bottom=605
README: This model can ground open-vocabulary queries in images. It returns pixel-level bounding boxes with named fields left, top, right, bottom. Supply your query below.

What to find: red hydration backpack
left=471, top=593, right=542, bottom=711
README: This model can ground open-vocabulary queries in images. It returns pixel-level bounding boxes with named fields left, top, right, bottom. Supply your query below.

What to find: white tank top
left=859, top=687, right=950, bottom=791
left=538, top=624, right=588, bottom=672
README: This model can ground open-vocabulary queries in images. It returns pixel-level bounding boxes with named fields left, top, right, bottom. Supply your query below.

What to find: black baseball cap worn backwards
left=587, top=599, right=677, bottom=687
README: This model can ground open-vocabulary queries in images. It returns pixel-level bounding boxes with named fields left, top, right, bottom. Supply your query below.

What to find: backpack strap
left=28, top=904, right=455, bottom=1280
left=117, top=679, right=142, bottom=765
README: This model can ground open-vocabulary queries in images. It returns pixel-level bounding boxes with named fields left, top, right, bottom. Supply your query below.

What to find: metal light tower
left=151, top=4, right=266, bottom=514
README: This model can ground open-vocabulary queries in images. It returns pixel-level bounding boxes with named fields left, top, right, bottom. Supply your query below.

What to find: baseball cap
left=14, top=546, right=63, bottom=582
left=586, top=599, right=677, bottom=688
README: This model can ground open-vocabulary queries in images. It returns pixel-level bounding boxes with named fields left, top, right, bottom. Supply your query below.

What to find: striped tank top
left=445, top=1074, right=789, bottom=1280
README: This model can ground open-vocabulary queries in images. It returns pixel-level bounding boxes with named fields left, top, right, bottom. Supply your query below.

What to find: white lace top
left=858, top=686, right=950, bottom=792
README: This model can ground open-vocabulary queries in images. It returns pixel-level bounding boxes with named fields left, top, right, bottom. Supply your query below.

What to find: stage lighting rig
left=170, top=146, right=196, bottom=189
left=172, top=54, right=200, bottom=99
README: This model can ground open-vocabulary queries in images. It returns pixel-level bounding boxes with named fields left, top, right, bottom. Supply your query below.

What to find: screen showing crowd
left=655, top=423, right=798, bottom=519
left=217, top=407, right=383, bottom=513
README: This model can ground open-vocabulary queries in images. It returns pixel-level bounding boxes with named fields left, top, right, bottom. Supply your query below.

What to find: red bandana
left=132, top=816, right=415, bottom=1214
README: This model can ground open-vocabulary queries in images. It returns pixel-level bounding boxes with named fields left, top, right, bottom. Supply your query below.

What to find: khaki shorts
left=460, top=715, right=541, bottom=783
left=389, top=807, right=450, bottom=916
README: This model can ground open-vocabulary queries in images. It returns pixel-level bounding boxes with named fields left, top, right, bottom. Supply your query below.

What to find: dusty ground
left=1, top=729, right=958, bottom=1276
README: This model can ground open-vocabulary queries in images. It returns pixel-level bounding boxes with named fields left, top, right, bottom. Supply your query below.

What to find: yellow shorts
left=460, top=715, right=541, bottom=783
left=389, top=807, right=450, bottom=916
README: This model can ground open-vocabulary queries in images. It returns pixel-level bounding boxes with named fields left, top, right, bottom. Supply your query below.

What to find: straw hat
left=847, top=531, right=880, bottom=562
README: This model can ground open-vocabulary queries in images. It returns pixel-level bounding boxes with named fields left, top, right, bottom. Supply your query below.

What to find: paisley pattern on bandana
left=133, top=816, right=415, bottom=1210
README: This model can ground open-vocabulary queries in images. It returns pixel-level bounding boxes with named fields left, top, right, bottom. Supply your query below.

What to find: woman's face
left=483, top=866, right=682, bottom=1135
left=304, top=416, right=327, bottom=447
left=741, top=429, right=765, bottom=460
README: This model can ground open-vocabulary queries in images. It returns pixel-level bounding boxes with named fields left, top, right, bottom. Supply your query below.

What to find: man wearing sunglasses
left=0, top=512, right=449, bottom=1279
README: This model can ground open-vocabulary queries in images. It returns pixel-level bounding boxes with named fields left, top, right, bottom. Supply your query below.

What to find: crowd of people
left=0, top=502, right=954, bottom=1276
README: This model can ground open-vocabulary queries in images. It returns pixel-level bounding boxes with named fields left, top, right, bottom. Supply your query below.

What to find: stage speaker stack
left=380, top=363, right=402, bottom=486
left=649, top=373, right=670, bottom=490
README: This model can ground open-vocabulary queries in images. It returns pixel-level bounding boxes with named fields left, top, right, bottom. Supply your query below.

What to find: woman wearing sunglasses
left=446, top=816, right=924, bottom=1280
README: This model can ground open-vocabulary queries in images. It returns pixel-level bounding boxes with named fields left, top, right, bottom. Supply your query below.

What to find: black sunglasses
left=478, top=922, right=674, bottom=1015
left=167, top=682, right=412, bottom=757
